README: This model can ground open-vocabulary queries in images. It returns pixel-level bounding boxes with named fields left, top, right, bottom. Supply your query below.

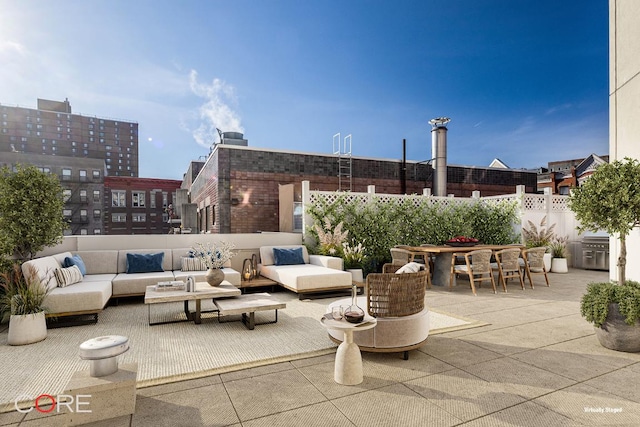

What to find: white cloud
left=187, top=70, right=244, bottom=148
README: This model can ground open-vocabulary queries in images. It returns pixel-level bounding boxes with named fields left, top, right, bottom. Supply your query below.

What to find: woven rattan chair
left=327, top=263, right=430, bottom=360
left=367, top=263, right=428, bottom=318
left=519, top=247, right=550, bottom=288
left=390, top=247, right=413, bottom=266
left=449, top=249, right=497, bottom=295
left=491, top=248, right=525, bottom=292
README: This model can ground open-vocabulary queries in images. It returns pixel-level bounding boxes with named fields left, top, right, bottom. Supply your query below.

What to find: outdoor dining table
left=396, top=244, right=524, bottom=287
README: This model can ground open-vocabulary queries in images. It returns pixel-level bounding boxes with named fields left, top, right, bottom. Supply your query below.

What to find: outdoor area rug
left=0, top=291, right=487, bottom=412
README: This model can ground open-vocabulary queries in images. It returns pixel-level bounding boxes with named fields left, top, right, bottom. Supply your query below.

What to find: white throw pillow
left=54, top=265, right=83, bottom=287
left=181, top=257, right=207, bottom=271
left=41, top=267, right=59, bottom=291
left=395, top=262, right=422, bottom=274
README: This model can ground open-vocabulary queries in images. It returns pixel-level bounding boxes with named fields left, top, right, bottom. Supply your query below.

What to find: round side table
left=321, top=315, right=377, bottom=385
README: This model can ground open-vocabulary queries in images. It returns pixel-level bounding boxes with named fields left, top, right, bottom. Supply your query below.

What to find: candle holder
left=242, top=258, right=254, bottom=281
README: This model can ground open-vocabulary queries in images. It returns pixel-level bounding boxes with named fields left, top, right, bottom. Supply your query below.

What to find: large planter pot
left=205, top=268, right=225, bottom=287
left=347, top=268, right=364, bottom=283
left=551, top=257, right=568, bottom=273
left=7, top=311, right=47, bottom=346
left=543, top=253, right=552, bottom=272
left=595, top=303, right=640, bottom=352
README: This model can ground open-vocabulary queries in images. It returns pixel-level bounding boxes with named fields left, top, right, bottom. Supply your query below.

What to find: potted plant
left=569, top=157, right=640, bottom=352
left=342, top=241, right=367, bottom=283
left=549, top=235, right=569, bottom=273
left=521, top=215, right=556, bottom=271
left=0, top=264, right=50, bottom=345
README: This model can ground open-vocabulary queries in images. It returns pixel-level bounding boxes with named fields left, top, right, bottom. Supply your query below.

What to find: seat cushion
left=44, top=280, right=111, bottom=315
left=260, top=264, right=351, bottom=292
left=112, top=271, right=175, bottom=296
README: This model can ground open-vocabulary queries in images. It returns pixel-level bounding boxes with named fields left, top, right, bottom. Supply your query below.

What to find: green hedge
left=306, top=195, right=519, bottom=273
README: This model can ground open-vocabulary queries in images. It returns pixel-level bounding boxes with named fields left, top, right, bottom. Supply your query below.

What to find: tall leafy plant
left=568, top=157, right=640, bottom=285
left=0, top=164, right=66, bottom=262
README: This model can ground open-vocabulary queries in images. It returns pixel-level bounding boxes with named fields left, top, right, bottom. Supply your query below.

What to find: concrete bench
left=213, top=293, right=286, bottom=330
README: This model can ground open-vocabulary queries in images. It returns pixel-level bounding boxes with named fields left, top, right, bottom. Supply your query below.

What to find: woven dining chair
left=449, top=249, right=497, bottom=295
left=519, top=247, right=550, bottom=288
left=390, top=247, right=413, bottom=266
left=492, top=248, right=525, bottom=292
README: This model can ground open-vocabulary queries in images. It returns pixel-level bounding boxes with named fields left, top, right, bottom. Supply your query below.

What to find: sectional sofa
left=21, top=248, right=240, bottom=319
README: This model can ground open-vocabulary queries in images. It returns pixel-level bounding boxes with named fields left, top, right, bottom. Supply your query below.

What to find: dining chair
left=449, top=249, right=497, bottom=295
left=519, top=247, right=550, bottom=288
left=492, top=248, right=525, bottom=292
left=389, top=248, right=432, bottom=288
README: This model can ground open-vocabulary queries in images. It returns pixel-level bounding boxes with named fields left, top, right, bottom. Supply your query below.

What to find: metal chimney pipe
left=429, top=117, right=450, bottom=197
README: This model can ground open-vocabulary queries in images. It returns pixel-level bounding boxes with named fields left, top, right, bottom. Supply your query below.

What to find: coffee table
left=144, top=281, right=240, bottom=325
left=320, top=314, right=377, bottom=385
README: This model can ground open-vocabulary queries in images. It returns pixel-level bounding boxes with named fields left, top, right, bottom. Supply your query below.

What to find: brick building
left=537, top=154, right=608, bottom=194
left=104, top=176, right=182, bottom=235
left=188, top=142, right=538, bottom=234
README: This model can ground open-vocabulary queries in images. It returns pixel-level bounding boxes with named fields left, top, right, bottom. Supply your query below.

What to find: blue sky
left=0, top=0, right=608, bottom=180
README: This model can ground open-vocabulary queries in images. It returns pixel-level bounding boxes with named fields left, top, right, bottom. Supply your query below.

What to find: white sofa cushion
left=75, top=251, right=119, bottom=275
left=260, top=264, right=351, bottom=292
left=44, top=280, right=111, bottom=314
left=112, top=271, right=175, bottom=296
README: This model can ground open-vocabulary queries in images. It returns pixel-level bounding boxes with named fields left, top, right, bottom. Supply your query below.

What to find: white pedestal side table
left=321, top=315, right=377, bottom=385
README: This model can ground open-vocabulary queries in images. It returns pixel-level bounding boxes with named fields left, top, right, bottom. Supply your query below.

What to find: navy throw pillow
left=273, top=247, right=305, bottom=266
left=126, top=253, right=165, bottom=274
left=64, top=254, right=87, bottom=276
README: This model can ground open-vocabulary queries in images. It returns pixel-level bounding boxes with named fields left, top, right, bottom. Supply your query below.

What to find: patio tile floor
left=4, top=268, right=640, bottom=426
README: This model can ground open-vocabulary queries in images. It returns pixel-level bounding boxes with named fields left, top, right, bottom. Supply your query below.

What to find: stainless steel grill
left=582, top=232, right=609, bottom=271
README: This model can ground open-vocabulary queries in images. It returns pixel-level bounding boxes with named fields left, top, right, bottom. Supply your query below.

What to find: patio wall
left=35, top=232, right=302, bottom=273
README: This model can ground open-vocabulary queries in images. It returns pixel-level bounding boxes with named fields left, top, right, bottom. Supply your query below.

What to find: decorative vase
left=347, top=268, right=364, bottom=283
left=551, top=258, right=568, bottom=273
left=344, top=283, right=365, bottom=324
left=8, top=311, right=47, bottom=346
left=595, top=303, right=640, bottom=353
left=543, top=253, right=552, bottom=272
left=204, top=268, right=225, bottom=287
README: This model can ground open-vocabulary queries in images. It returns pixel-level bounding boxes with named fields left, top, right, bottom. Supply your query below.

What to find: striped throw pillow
left=54, top=265, right=83, bottom=287
left=181, top=257, right=207, bottom=271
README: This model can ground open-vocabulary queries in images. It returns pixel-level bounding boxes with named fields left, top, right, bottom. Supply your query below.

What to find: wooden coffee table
left=144, top=281, right=240, bottom=325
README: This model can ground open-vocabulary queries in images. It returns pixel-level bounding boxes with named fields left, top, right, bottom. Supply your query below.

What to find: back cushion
left=260, top=245, right=309, bottom=266
left=75, top=251, right=119, bottom=275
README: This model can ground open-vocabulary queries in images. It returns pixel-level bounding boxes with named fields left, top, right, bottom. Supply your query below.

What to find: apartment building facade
left=104, top=176, right=182, bottom=235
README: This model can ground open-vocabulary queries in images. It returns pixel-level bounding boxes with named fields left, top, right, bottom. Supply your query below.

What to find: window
left=80, top=229, right=87, bottom=235
left=61, top=168, right=71, bottom=181
left=93, top=190, right=100, bottom=203
left=150, top=192, right=156, bottom=208
left=132, top=213, right=146, bottom=222
left=79, top=170, right=87, bottom=181
left=63, top=189, right=72, bottom=202
left=80, top=209, right=88, bottom=221
left=63, top=209, right=72, bottom=218
left=111, top=213, right=126, bottom=223
left=132, top=191, right=145, bottom=207
left=162, top=192, right=168, bottom=208
left=93, top=209, right=101, bottom=218
left=92, top=170, right=100, bottom=179
left=79, top=189, right=87, bottom=202
left=112, top=190, right=126, bottom=207
left=94, top=229, right=101, bottom=235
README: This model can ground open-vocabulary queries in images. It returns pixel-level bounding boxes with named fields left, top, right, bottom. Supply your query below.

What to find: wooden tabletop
left=396, top=244, right=524, bottom=254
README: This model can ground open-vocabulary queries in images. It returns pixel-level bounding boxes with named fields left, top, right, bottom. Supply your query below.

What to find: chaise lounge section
left=258, top=245, right=353, bottom=297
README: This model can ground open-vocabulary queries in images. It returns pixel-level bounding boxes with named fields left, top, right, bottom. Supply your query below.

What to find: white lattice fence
left=302, top=181, right=580, bottom=244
